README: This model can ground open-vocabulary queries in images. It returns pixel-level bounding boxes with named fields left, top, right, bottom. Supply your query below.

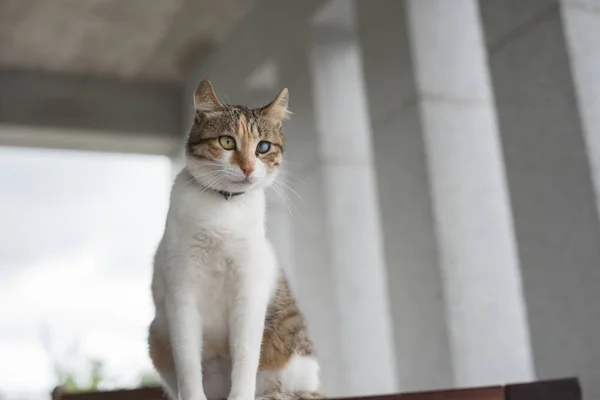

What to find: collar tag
left=218, top=190, right=243, bottom=200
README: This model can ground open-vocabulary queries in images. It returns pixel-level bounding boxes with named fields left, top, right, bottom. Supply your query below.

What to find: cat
left=148, top=79, right=321, bottom=400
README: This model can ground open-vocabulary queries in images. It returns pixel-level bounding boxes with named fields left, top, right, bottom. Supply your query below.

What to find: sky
left=0, top=146, right=171, bottom=398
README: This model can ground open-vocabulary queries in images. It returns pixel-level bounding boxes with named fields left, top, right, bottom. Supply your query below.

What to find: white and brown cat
left=148, top=79, right=321, bottom=400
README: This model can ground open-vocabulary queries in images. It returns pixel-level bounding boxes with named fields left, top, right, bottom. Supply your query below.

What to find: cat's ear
left=194, top=79, right=224, bottom=112
left=261, top=88, right=290, bottom=122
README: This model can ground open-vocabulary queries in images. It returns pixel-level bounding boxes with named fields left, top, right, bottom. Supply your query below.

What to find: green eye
left=218, top=136, right=236, bottom=150
left=256, top=141, right=271, bottom=154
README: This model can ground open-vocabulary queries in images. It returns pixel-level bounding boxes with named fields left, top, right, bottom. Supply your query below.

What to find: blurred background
left=1, top=0, right=599, bottom=399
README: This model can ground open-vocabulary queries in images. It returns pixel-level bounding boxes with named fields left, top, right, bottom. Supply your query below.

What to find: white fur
left=256, top=355, right=320, bottom=395
left=152, top=161, right=319, bottom=400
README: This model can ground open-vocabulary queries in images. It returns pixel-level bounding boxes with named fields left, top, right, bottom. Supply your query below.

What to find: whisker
left=279, top=171, right=305, bottom=184
left=202, top=174, right=226, bottom=191
left=189, top=170, right=227, bottom=179
left=270, top=184, right=293, bottom=218
left=271, top=181, right=303, bottom=220
left=274, top=179, right=305, bottom=204
left=188, top=162, right=228, bottom=168
left=182, top=170, right=227, bottom=196
left=201, top=176, right=229, bottom=195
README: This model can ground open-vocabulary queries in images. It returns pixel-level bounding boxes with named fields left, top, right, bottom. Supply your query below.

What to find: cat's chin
left=205, top=178, right=266, bottom=194
left=218, top=173, right=278, bottom=193
left=220, top=181, right=260, bottom=193
left=187, top=167, right=277, bottom=194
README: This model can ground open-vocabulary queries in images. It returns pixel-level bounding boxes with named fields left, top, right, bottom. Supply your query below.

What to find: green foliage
left=55, top=358, right=106, bottom=392
left=136, top=369, right=161, bottom=387
left=40, top=324, right=160, bottom=392
left=89, top=359, right=104, bottom=390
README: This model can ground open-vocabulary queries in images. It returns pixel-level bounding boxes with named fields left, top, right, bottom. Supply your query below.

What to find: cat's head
left=186, top=79, right=289, bottom=194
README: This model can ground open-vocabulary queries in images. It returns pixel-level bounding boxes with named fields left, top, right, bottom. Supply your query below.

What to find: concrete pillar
left=359, top=0, right=533, bottom=389
left=480, top=1, right=600, bottom=397
left=562, top=0, right=600, bottom=214
left=405, top=0, right=535, bottom=387
left=356, top=0, right=452, bottom=391
left=309, top=4, right=398, bottom=396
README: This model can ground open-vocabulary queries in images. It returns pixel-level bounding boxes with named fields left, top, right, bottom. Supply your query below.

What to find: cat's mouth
left=231, top=176, right=257, bottom=185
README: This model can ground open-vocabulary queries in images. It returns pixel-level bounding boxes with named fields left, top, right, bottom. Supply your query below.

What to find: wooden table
left=52, top=378, right=582, bottom=400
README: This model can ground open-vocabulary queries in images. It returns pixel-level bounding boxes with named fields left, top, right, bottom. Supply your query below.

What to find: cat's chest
left=185, top=228, right=236, bottom=283
left=183, top=231, right=234, bottom=335
left=185, top=227, right=247, bottom=303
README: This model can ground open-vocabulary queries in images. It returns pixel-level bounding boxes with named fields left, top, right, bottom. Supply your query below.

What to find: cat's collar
left=216, top=189, right=245, bottom=200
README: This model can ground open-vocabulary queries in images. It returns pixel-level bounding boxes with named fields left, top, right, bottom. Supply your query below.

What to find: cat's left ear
left=261, top=88, right=290, bottom=123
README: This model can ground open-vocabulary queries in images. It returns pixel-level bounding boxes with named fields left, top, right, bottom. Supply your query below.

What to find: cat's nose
left=241, top=165, right=255, bottom=177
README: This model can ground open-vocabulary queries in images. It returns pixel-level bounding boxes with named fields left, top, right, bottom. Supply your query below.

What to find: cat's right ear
left=194, top=79, right=224, bottom=112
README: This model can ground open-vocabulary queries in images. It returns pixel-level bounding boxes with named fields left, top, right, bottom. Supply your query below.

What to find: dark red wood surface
left=505, top=378, right=581, bottom=400
left=349, top=386, right=503, bottom=400
left=52, top=378, right=581, bottom=400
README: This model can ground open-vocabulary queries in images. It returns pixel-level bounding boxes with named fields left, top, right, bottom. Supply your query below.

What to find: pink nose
left=241, top=165, right=255, bottom=177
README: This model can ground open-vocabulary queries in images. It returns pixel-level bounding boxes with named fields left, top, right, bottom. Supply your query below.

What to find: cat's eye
left=219, top=136, right=236, bottom=150
left=256, top=141, right=271, bottom=154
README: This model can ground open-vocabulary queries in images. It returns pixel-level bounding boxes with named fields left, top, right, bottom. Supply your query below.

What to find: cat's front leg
left=166, top=283, right=205, bottom=400
left=227, top=245, right=277, bottom=400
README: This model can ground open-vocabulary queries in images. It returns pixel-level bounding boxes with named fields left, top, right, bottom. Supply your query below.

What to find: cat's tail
left=257, top=391, right=325, bottom=400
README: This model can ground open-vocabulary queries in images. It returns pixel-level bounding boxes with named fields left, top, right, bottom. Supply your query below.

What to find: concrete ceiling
left=0, top=0, right=251, bottom=82
left=0, top=0, right=328, bottom=155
